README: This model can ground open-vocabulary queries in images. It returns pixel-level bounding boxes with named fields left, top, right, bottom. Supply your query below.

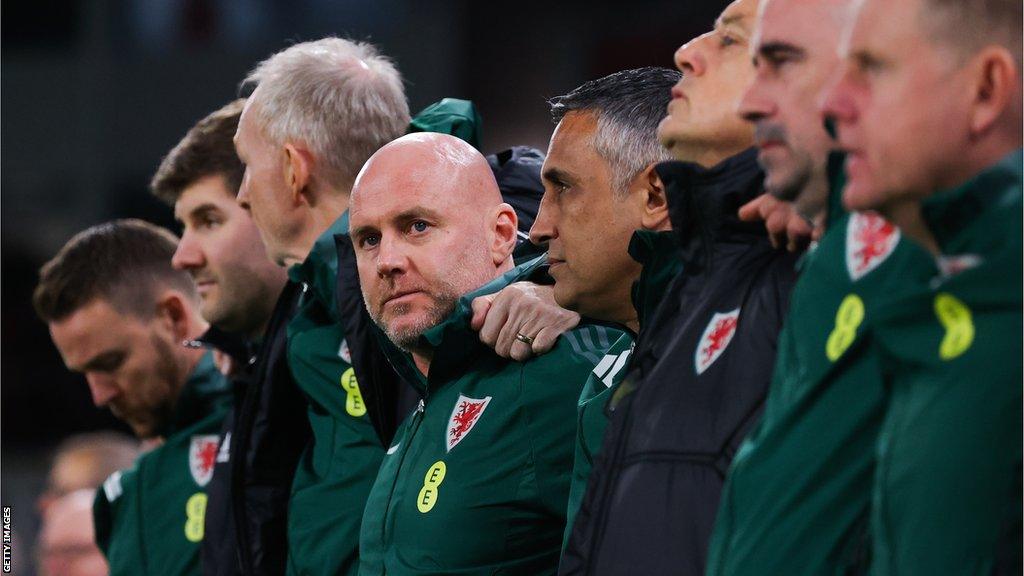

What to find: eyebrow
left=542, top=167, right=577, bottom=187
left=716, top=13, right=746, bottom=30
left=177, top=202, right=221, bottom=223
left=758, top=41, right=805, bottom=61
left=350, top=206, right=444, bottom=239
left=77, top=349, right=124, bottom=372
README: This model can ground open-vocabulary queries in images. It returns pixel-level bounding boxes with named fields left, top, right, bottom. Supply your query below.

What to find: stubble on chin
left=368, top=285, right=461, bottom=352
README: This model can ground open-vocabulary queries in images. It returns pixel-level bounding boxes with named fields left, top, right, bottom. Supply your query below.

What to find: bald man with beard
left=350, top=133, right=618, bottom=575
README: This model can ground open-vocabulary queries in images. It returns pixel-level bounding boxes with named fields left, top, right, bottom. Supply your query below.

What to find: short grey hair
left=549, top=67, right=681, bottom=195
left=244, top=37, right=411, bottom=192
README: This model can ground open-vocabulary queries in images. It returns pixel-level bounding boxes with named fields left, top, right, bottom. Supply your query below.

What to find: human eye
left=409, top=220, right=431, bottom=234
left=197, top=215, right=221, bottom=230
left=93, top=352, right=125, bottom=373
left=359, top=233, right=380, bottom=249
left=720, top=33, right=738, bottom=48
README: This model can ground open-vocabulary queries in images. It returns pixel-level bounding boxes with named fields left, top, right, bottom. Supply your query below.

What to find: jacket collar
left=188, top=326, right=256, bottom=365
left=921, top=149, right=1023, bottom=254
left=628, top=230, right=682, bottom=330
left=385, top=255, right=549, bottom=395
left=824, top=151, right=849, bottom=231
left=288, top=211, right=349, bottom=314
left=655, top=147, right=766, bottom=273
left=160, top=350, right=230, bottom=437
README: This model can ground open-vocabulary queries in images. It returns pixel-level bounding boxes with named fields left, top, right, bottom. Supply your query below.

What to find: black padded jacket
left=560, top=148, right=800, bottom=576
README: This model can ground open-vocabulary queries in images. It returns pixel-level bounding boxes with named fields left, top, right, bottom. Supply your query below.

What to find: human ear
left=283, top=143, right=313, bottom=206
left=637, top=165, right=671, bottom=231
left=154, top=291, right=192, bottom=342
left=968, top=47, right=1019, bottom=137
left=489, top=203, right=519, bottom=266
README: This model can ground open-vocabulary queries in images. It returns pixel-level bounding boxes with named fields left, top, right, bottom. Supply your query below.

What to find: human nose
left=675, top=33, right=709, bottom=77
left=171, top=230, right=205, bottom=271
left=529, top=191, right=560, bottom=246
left=85, top=373, right=120, bottom=407
left=738, top=74, right=774, bottom=123
left=374, top=234, right=407, bottom=278
left=819, top=63, right=857, bottom=130
left=236, top=173, right=252, bottom=211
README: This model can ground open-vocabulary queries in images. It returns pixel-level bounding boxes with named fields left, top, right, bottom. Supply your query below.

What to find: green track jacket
left=706, top=158, right=938, bottom=575
left=94, top=351, right=231, bottom=576
left=284, top=99, right=487, bottom=576
left=869, top=150, right=1022, bottom=575
left=285, top=212, right=383, bottom=576
left=359, top=257, right=619, bottom=575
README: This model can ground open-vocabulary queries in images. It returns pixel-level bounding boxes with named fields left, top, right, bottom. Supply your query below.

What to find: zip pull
left=417, top=399, right=425, bottom=413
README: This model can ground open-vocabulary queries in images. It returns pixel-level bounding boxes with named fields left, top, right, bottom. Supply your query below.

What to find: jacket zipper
left=378, top=396, right=427, bottom=568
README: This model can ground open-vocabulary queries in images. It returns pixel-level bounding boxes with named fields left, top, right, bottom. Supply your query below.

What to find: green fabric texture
left=706, top=169, right=938, bottom=576
left=93, top=352, right=231, bottom=576
left=285, top=211, right=383, bottom=576
left=407, top=98, right=482, bottom=150
left=358, top=256, right=621, bottom=575
left=562, top=229, right=681, bottom=549
left=869, top=150, right=1022, bottom=576
left=284, top=99, right=488, bottom=576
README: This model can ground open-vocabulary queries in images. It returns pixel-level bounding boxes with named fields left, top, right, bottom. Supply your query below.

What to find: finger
left=765, top=209, right=789, bottom=249
left=478, top=294, right=512, bottom=347
left=738, top=194, right=771, bottom=222
left=531, top=326, right=562, bottom=355
left=509, top=338, right=535, bottom=362
left=786, top=217, right=813, bottom=252
left=470, top=294, right=495, bottom=331
left=494, top=304, right=530, bottom=357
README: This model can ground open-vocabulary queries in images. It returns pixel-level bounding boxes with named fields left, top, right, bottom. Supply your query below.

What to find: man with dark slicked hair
left=527, top=66, right=682, bottom=548
left=822, top=0, right=1022, bottom=572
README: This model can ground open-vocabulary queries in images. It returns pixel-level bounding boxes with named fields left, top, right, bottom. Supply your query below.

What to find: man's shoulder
left=521, top=324, right=625, bottom=380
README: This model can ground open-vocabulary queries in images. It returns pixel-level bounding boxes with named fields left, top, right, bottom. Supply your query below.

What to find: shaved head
left=353, top=133, right=503, bottom=214
left=350, top=133, right=518, bottom=353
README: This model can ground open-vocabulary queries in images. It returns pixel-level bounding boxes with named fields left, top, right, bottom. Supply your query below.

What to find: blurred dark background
left=1, top=0, right=729, bottom=573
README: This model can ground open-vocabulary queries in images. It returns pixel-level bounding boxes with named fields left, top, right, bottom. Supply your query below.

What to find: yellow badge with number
left=826, top=294, right=865, bottom=361
left=184, top=492, right=207, bottom=542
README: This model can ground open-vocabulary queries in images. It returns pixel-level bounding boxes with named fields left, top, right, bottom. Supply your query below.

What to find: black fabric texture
left=561, top=148, right=800, bottom=576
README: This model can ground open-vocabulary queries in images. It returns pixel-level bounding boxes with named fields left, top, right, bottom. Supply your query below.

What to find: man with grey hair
left=236, top=37, right=409, bottom=268
left=233, top=37, right=410, bottom=576
left=527, top=66, right=681, bottom=548
left=236, top=37, right=573, bottom=575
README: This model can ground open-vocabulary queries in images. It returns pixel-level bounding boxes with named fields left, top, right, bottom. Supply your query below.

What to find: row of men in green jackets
left=34, top=0, right=1020, bottom=573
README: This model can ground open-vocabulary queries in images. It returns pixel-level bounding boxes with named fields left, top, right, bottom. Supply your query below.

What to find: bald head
left=350, top=133, right=518, bottom=353
left=353, top=133, right=502, bottom=213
